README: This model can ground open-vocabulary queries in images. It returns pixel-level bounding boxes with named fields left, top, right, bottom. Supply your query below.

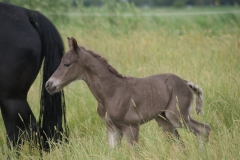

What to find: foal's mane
left=79, top=46, right=125, bottom=79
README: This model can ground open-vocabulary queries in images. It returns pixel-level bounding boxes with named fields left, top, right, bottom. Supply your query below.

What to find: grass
left=0, top=6, right=240, bottom=159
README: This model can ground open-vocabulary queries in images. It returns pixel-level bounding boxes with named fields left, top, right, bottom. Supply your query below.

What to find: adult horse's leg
left=0, top=3, right=67, bottom=150
left=0, top=50, right=41, bottom=149
left=0, top=3, right=43, bottom=150
left=0, top=98, right=38, bottom=149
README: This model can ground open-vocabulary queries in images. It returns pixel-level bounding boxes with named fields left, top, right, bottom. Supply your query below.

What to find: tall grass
left=0, top=6, right=240, bottom=159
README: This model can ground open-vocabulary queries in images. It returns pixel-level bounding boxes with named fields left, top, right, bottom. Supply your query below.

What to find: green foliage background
left=1, top=0, right=70, bottom=12
left=1, top=0, right=240, bottom=12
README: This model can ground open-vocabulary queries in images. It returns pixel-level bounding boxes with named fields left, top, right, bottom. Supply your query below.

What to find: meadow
left=0, top=5, right=240, bottom=159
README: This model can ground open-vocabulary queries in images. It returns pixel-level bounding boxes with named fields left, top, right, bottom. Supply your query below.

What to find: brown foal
left=46, top=37, right=211, bottom=147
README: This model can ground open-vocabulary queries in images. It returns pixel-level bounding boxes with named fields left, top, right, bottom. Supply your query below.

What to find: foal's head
left=46, top=37, right=83, bottom=94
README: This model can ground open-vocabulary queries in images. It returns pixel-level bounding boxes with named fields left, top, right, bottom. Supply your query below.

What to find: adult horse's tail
left=27, top=10, right=68, bottom=150
left=185, top=80, right=204, bottom=115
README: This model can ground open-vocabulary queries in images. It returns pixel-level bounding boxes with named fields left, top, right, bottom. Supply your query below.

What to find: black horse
left=0, top=3, right=68, bottom=150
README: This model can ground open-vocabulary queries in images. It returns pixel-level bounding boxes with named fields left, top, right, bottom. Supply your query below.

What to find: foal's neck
left=82, top=58, right=124, bottom=104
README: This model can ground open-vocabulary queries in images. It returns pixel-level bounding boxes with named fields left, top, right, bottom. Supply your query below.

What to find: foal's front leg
left=107, top=125, right=123, bottom=148
left=122, top=124, right=140, bottom=146
left=97, top=103, right=123, bottom=147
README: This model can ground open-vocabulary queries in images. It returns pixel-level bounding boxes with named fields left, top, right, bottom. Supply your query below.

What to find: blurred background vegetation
left=0, top=0, right=239, bottom=12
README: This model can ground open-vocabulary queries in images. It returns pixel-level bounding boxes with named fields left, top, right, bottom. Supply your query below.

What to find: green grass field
left=0, top=6, right=240, bottom=159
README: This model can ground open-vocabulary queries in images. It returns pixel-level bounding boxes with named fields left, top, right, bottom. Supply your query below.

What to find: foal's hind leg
left=164, top=93, right=210, bottom=141
left=185, top=117, right=211, bottom=141
left=155, top=113, right=185, bottom=147
left=155, top=113, right=180, bottom=139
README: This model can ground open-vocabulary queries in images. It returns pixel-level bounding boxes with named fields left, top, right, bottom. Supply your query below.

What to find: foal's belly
left=122, top=99, right=167, bottom=125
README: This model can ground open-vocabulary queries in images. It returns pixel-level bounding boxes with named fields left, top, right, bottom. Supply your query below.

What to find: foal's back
left=125, top=73, right=192, bottom=103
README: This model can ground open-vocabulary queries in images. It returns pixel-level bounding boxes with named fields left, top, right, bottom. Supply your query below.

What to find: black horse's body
left=0, top=3, right=67, bottom=150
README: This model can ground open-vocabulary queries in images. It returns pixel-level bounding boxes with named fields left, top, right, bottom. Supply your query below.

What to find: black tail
left=27, top=10, right=68, bottom=150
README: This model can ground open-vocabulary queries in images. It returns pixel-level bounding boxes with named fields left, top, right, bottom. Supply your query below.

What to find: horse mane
left=79, top=46, right=126, bottom=79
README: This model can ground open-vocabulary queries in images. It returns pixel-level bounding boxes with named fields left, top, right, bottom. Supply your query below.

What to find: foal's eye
left=64, top=63, right=71, bottom=67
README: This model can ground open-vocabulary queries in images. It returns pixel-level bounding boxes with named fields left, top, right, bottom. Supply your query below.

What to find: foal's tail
left=26, top=10, right=68, bottom=150
left=185, top=80, right=204, bottom=114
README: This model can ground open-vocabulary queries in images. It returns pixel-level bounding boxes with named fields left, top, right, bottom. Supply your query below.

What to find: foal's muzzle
left=45, top=81, right=57, bottom=95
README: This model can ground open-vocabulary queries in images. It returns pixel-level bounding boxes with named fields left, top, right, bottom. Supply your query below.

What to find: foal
left=46, top=37, right=211, bottom=147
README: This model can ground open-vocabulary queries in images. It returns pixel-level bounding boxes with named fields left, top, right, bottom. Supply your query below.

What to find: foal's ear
left=67, top=37, right=78, bottom=51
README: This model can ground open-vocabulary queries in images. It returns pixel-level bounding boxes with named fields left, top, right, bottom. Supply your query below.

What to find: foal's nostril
left=45, top=80, right=57, bottom=94
left=45, top=81, right=52, bottom=89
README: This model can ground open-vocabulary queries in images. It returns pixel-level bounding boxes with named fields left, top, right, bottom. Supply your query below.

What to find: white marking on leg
left=108, top=131, right=118, bottom=148
left=108, top=133, right=115, bottom=147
